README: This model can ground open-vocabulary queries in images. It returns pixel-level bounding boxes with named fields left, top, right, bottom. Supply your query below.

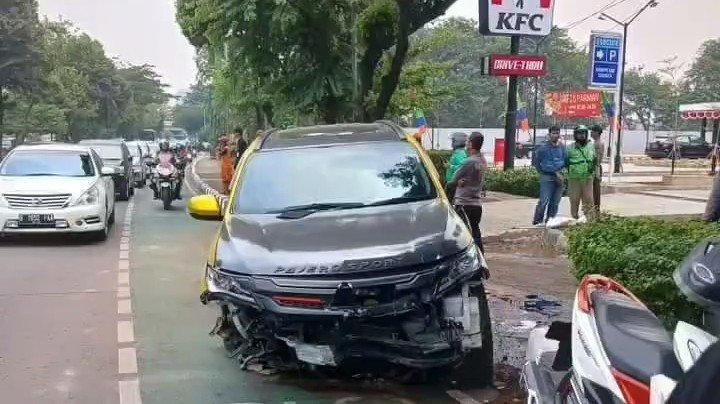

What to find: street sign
left=588, top=32, right=623, bottom=89
left=479, top=0, right=555, bottom=37
left=545, top=91, right=604, bottom=118
left=482, top=55, right=547, bottom=76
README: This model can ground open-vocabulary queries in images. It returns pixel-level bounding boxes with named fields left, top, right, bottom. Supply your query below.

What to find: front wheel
left=118, top=178, right=131, bottom=201
left=160, top=186, right=172, bottom=210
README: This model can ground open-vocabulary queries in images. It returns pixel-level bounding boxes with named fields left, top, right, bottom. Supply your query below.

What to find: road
left=0, top=165, right=498, bottom=404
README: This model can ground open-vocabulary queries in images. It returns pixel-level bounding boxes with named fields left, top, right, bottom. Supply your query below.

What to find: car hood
left=0, top=176, right=97, bottom=197
left=216, top=199, right=472, bottom=276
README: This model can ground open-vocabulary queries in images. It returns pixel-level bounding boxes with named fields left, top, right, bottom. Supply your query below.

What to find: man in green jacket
left=567, top=126, right=596, bottom=220
left=445, top=132, right=469, bottom=203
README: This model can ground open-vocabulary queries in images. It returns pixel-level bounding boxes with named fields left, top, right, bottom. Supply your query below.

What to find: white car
left=0, top=143, right=116, bottom=241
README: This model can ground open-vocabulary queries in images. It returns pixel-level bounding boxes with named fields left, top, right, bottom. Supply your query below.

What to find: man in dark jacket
left=234, top=127, right=248, bottom=167
left=532, top=126, right=568, bottom=225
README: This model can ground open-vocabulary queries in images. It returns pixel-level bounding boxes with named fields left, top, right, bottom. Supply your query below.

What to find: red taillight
left=273, top=296, right=326, bottom=309
left=611, top=369, right=650, bottom=404
left=577, top=275, right=645, bottom=313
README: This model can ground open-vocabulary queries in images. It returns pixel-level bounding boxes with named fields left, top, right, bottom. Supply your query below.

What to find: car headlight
left=435, top=246, right=486, bottom=294
left=207, top=265, right=256, bottom=303
left=73, top=185, right=101, bottom=206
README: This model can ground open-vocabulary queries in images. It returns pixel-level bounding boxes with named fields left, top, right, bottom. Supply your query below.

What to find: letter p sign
left=608, top=50, right=618, bottom=62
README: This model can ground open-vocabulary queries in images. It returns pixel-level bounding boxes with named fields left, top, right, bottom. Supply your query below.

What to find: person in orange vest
left=218, top=136, right=235, bottom=194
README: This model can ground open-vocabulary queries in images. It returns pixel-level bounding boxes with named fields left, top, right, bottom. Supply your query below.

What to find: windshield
left=0, top=150, right=95, bottom=177
left=234, top=142, right=436, bottom=214
left=88, top=144, right=123, bottom=160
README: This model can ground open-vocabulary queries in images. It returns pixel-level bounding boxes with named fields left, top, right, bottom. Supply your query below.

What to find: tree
left=0, top=0, right=40, bottom=147
left=685, top=39, right=720, bottom=103
left=623, top=68, right=676, bottom=131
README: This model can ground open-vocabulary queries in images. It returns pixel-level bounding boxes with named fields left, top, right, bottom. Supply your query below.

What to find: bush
left=567, top=216, right=720, bottom=326
left=426, top=150, right=541, bottom=197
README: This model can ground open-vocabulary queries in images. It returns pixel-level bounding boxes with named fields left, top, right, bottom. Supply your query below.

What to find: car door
left=92, top=150, right=114, bottom=214
left=686, top=135, right=711, bottom=158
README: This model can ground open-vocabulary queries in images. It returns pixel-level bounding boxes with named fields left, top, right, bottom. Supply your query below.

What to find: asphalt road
left=0, top=200, right=129, bottom=403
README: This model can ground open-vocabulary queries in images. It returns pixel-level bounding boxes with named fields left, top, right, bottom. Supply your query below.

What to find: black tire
left=89, top=224, right=109, bottom=242
left=118, top=178, right=130, bottom=201
left=450, top=282, right=494, bottom=388
left=161, top=187, right=172, bottom=210
left=108, top=206, right=115, bottom=225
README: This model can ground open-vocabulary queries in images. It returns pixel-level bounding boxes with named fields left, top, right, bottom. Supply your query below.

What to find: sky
left=38, top=0, right=719, bottom=94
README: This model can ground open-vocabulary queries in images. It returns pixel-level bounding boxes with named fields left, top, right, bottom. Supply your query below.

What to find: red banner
left=545, top=91, right=603, bottom=118
left=489, top=55, right=547, bottom=77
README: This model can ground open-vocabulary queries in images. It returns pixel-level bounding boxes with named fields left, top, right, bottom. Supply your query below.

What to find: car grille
left=3, top=194, right=71, bottom=209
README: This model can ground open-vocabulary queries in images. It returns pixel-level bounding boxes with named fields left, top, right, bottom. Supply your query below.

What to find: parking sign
left=588, top=32, right=623, bottom=89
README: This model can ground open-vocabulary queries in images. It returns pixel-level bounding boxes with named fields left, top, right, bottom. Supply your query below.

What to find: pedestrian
left=448, top=132, right=487, bottom=254
left=445, top=132, right=469, bottom=204
left=532, top=126, right=567, bottom=225
left=218, top=136, right=235, bottom=194
left=566, top=125, right=596, bottom=221
left=234, top=127, right=248, bottom=167
left=590, top=125, right=605, bottom=212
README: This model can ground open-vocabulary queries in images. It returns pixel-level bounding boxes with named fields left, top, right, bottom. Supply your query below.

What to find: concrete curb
left=542, top=228, right=568, bottom=252
left=188, top=156, right=229, bottom=211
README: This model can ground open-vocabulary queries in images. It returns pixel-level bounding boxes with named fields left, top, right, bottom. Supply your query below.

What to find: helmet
left=160, top=140, right=170, bottom=151
left=573, top=125, right=589, bottom=135
left=675, top=238, right=720, bottom=310
left=450, top=132, right=468, bottom=150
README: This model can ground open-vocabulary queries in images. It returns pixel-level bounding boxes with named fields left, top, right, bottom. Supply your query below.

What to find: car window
left=689, top=136, right=706, bottom=145
left=675, top=136, right=690, bottom=145
left=233, top=142, right=437, bottom=214
left=0, top=150, right=96, bottom=177
left=88, top=144, right=123, bottom=160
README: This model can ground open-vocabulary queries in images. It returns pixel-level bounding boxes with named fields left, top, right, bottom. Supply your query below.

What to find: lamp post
left=599, top=0, right=659, bottom=174
left=522, top=36, right=550, bottom=157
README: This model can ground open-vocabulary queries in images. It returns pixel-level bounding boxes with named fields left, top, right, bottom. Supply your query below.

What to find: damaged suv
left=188, top=122, right=493, bottom=384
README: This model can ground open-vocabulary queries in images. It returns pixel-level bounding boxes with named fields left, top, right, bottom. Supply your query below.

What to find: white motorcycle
left=154, top=163, right=179, bottom=210
left=522, top=238, right=720, bottom=404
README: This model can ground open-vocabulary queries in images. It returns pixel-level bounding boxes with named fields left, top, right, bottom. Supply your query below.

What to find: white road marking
left=446, top=390, right=482, bottom=404
left=122, top=230, right=131, bottom=237
left=120, top=243, right=130, bottom=251
left=117, top=289, right=130, bottom=299
left=118, top=272, right=130, bottom=285
left=120, top=250, right=130, bottom=259
left=119, top=379, right=142, bottom=404
left=119, top=260, right=129, bottom=270
left=118, top=299, right=132, bottom=315
left=118, top=320, right=135, bottom=343
left=121, top=237, right=130, bottom=243
left=118, top=347, right=138, bottom=374
left=123, top=226, right=131, bottom=233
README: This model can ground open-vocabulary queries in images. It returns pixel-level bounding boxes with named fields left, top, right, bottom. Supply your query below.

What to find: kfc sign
left=488, top=55, right=547, bottom=76
left=479, top=0, right=555, bottom=37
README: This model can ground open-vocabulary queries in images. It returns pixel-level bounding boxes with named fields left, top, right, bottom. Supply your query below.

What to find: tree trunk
left=262, top=102, right=274, bottom=128
left=255, top=104, right=263, bottom=130
left=372, top=3, right=411, bottom=121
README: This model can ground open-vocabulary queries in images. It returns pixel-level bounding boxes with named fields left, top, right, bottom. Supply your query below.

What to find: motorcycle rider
left=149, top=140, right=182, bottom=200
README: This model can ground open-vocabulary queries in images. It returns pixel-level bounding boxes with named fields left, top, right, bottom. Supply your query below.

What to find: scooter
left=153, top=163, right=179, bottom=210
left=522, top=238, right=720, bottom=404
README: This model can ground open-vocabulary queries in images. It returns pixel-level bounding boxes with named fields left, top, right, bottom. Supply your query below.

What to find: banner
left=544, top=91, right=603, bottom=118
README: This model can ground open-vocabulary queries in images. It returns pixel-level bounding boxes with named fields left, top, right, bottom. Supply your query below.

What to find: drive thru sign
left=479, top=0, right=555, bottom=36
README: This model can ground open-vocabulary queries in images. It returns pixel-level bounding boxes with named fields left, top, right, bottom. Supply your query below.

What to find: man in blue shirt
left=532, top=126, right=568, bottom=225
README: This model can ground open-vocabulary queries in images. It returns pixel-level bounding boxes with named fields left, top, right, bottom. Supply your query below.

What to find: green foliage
left=426, top=150, right=452, bottom=180
left=484, top=167, right=540, bottom=198
left=567, top=217, right=720, bottom=325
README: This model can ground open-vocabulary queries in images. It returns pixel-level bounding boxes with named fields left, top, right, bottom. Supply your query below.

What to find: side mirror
left=100, top=167, right=115, bottom=176
left=188, top=194, right=223, bottom=221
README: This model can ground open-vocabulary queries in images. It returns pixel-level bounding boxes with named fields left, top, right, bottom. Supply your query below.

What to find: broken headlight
left=207, top=265, right=256, bottom=304
left=435, top=246, right=486, bottom=294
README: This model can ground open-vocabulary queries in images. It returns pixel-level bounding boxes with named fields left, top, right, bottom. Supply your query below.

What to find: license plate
left=160, top=182, right=171, bottom=188
left=19, top=214, right=55, bottom=225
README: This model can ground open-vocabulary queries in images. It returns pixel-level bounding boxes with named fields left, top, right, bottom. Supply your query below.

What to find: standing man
left=234, top=127, right=248, bottom=167
left=445, top=132, right=469, bottom=203
left=448, top=132, right=487, bottom=254
left=532, top=126, right=567, bottom=226
left=567, top=125, right=596, bottom=221
left=590, top=125, right=604, bottom=212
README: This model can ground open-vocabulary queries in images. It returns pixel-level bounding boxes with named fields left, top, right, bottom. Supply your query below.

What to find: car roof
left=260, top=121, right=405, bottom=150
left=78, top=139, right=126, bottom=145
left=12, top=143, right=95, bottom=153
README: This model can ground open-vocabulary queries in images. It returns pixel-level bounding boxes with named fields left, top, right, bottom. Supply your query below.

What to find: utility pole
left=600, top=0, right=659, bottom=173
left=503, top=36, right=520, bottom=170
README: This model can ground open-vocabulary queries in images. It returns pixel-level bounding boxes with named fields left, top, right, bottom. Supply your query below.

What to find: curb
left=189, top=156, right=229, bottom=211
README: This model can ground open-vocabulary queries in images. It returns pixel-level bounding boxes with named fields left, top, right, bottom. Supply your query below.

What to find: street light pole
left=600, top=0, right=658, bottom=174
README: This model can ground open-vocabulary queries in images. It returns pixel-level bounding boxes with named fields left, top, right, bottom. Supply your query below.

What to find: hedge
left=427, top=150, right=540, bottom=198
left=567, top=216, right=720, bottom=326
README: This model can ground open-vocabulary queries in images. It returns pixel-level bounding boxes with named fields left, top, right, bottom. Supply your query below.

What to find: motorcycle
left=522, top=238, right=720, bottom=404
left=154, top=162, right=179, bottom=210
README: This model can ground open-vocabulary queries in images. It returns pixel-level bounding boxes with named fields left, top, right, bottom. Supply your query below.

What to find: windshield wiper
left=366, top=195, right=434, bottom=207
left=269, top=202, right=366, bottom=219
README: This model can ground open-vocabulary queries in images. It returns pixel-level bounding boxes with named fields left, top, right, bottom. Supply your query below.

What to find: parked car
left=645, top=134, right=713, bottom=159
left=78, top=139, right=134, bottom=200
left=516, top=133, right=575, bottom=159
left=187, top=122, right=494, bottom=384
left=0, top=143, right=116, bottom=240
